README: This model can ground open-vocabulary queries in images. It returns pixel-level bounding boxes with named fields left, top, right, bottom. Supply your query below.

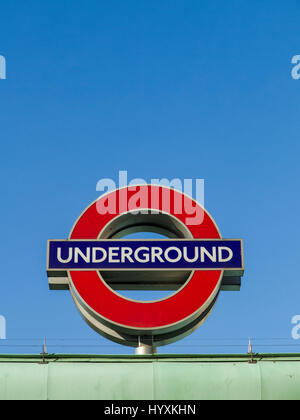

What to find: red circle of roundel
left=68, top=185, right=222, bottom=329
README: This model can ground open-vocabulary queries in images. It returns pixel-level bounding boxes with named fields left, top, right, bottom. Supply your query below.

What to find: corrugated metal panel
left=0, top=354, right=300, bottom=400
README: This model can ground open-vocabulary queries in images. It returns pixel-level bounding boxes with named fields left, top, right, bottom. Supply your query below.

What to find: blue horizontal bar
left=48, top=239, right=243, bottom=271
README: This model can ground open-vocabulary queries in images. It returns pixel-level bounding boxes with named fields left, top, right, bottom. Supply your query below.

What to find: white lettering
left=92, top=247, right=107, bottom=263
left=74, top=247, right=90, bottom=263
left=164, top=247, right=182, bottom=263
left=121, top=247, right=134, bottom=263
left=200, top=246, right=216, bottom=262
left=183, top=246, right=199, bottom=262
left=134, top=247, right=150, bottom=263
left=57, top=247, right=73, bottom=263
left=218, top=246, right=233, bottom=262
left=108, top=247, right=120, bottom=263
left=151, top=247, right=164, bottom=263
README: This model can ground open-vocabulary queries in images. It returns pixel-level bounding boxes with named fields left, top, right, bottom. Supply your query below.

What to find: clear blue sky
left=0, top=0, right=300, bottom=354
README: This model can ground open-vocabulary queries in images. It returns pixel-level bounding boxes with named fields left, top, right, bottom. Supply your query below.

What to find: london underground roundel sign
left=47, top=185, right=244, bottom=347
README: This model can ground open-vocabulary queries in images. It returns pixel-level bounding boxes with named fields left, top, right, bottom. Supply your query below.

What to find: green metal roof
left=0, top=353, right=300, bottom=400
